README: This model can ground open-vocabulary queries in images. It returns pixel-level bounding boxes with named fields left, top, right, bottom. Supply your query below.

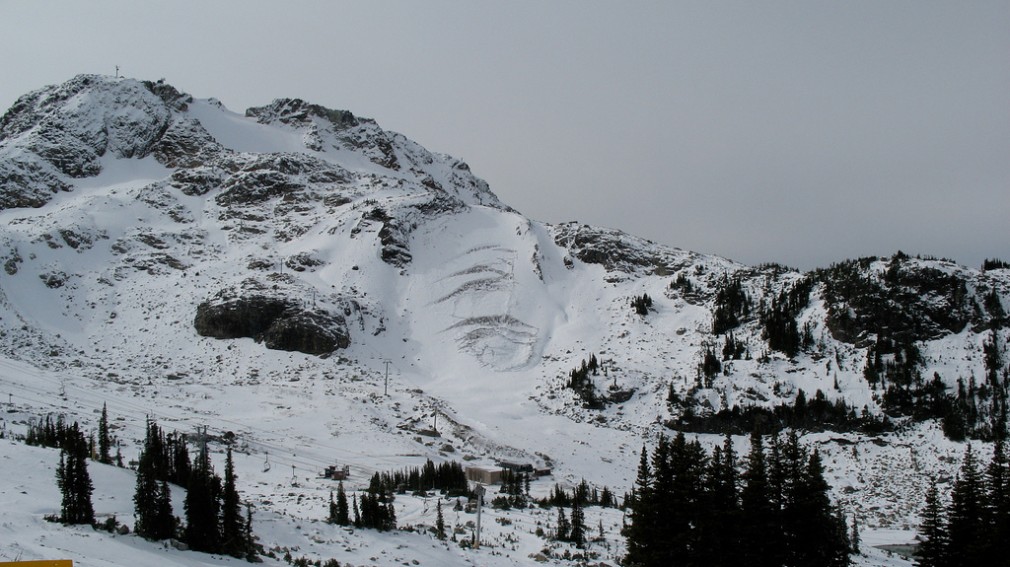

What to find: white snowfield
left=0, top=75, right=1003, bottom=566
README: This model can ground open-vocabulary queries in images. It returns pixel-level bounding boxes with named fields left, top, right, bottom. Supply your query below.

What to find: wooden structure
left=465, top=465, right=503, bottom=485
left=321, top=464, right=349, bottom=480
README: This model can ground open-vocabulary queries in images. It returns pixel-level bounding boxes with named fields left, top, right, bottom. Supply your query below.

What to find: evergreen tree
left=168, top=432, right=191, bottom=487
left=327, top=490, right=338, bottom=525
left=916, top=480, right=948, bottom=567
left=358, top=477, right=396, bottom=531
left=667, top=433, right=708, bottom=565
left=570, top=498, right=586, bottom=548
left=134, top=437, right=164, bottom=539
left=98, top=402, right=112, bottom=465
left=623, top=446, right=655, bottom=566
left=56, top=423, right=95, bottom=525
left=701, top=436, right=741, bottom=567
left=352, top=494, right=361, bottom=528
left=155, top=480, right=175, bottom=540
left=435, top=499, right=446, bottom=541
left=184, top=443, right=221, bottom=552
left=336, top=481, right=350, bottom=526
left=221, top=447, right=246, bottom=558
left=947, top=445, right=987, bottom=567
left=985, top=439, right=1009, bottom=566
left=134, top=417, right=176, bottom=541
left=793, top=449, right=848, bottom=566
left=555, top=507, right=570, bottom=542
left=243, top=505, right=258, bottom=562
left=777, top=431, right=805, bottom=564
left=740, top=431, right=776, bottom=567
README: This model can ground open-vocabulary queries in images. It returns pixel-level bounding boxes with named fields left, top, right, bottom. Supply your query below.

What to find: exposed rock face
left=194, top=295, right=350, bottom=355
left=0, top=75, right=196, bottom=209
left=260, top=310, right=350, bottom=354
left=819, top=254, right=985, bottom=344
left=214, top=153, right=350, bottom=207
left=245, top=98, right=359, bottom=129
left=552, top=222, right=698, bottom=277
left=245, top=98, right=399, bottom=169
left=149, top=116, right=224, bottom=168
left=194, top=295, right=292, bottom=340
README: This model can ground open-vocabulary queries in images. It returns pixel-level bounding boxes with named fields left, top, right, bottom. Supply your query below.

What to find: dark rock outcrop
left=261, top=310, right=350, bottom=354
left=194, top=294, right=350, bottom=355
left=0, top=75, right=177, bottom=210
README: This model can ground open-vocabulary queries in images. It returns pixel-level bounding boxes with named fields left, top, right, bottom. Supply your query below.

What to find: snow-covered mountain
left=1, top=74, right=1007, bottom=566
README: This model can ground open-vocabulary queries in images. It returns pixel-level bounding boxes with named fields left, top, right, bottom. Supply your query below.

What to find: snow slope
left=1, top=74, right=1006, bottom=566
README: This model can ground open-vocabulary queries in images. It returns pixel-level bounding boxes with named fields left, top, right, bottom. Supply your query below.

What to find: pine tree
left=327, top=490, right=338, bottom=524
left=435, top=499, right=446, bottom=541
left=352, top=494, right=361, bottom=528
left=98, top=402, right=112, bottom=465
left=134, top=434, right=163, bottom=539
left=243, top=504, right=258, bottom=562
left=702, top=436, right=740, bottom=567
left=794, top=449, right=849, bottom=566
left=134, top=418, right=175, bottom=540
left=667, top=433, right=708, bottom=565
left=985, top=439, right=1009, bottom=566
left=947, top=445, right=987, bottom=567
left=555, top=507, right=570, bottom=542
left=56, top=423, right=95, bottom=525
left=570, top=498, right=586, bottom=548
left=336, top=481, right=350, bottom=526
left=184, top=442, right=221, bottom=552
left=623, top=446, right=655, bottom=566
left=221, top=447, right=245, bottom=558
left=917, top=480, right=948, bottom=567
left=155, top=480, right=175, bottom=540
left=777, top=431, right=806, bottom=564
left=740, top=431, right=775, bottom=567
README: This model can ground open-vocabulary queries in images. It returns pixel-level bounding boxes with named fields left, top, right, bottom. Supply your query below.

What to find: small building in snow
left=465, top=466, right=503, bottom=485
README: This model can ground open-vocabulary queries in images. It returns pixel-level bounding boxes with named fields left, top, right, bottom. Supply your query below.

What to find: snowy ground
left=0, top=352, right=940, bottom=567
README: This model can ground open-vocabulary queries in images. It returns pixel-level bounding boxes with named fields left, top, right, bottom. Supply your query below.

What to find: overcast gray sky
left=2, top=1, right=1008, bottom=270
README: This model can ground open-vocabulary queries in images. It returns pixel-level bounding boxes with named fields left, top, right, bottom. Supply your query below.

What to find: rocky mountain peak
left=245, top=97, right=360, bottom=129
left=0, top=75, right=186, bottom=208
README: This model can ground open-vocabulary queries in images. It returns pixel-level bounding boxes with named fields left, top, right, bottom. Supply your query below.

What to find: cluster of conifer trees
left=357, top=474, right=398, bottom=531
left=711, top=277, right=751, bottom=335
left=623, top=430, right=852, bottom=567
left=941, top=329, right=1009, bottom=441
left=673, top=388, right=889, bottom=436
left=982, top=258, right=1010, bottom=271
left=40, top=408, right=117, bottom=527
left=631, top=293, right=653, bottom=316
left=27, top=403, right=123, bottom=466
left=133, top=419, right=257, bottom=560
left=326, top=482, right=351, bottom=526
left=541, top=478, right=617, bottom=509
left=566, top=353, right=604, bottom=408
left=916, top=440, right=1010, bottom=567
left=490, top=468, right=531, bottom=509
left=325, top=478, right=395, bottom=531
left=543, top=478, right=620, bottom=548
left=55, top=422, right=96, bottom=526
left=369, top=458, right=468, bottom=495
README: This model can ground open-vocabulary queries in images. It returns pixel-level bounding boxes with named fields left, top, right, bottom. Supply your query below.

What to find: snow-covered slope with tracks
left=1, top=74, right=1007, bottom=566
